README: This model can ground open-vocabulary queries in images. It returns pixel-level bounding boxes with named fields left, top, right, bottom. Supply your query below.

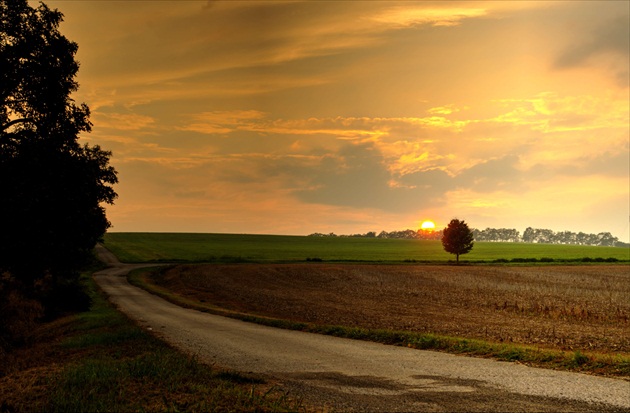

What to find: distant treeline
left=309, top=229, right=442, bottom=240
left=309, top=227, right=629, bottom=247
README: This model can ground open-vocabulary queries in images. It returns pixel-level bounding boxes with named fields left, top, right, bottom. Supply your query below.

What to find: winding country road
left=93, top=245, right=630, bottom=412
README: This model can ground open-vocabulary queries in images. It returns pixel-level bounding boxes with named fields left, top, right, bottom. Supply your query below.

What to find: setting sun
left=421, top=220, right=436, bottom=230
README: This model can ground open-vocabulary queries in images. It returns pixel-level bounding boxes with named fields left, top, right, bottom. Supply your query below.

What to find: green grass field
left=102, top=232, right=630, bottom=263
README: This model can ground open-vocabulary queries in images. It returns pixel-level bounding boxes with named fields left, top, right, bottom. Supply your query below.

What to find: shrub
left=510, top=258, right=538, bottom=263
left=37, top=273, right=92, bottom=319
left=0, top=284, right=44, bottom=352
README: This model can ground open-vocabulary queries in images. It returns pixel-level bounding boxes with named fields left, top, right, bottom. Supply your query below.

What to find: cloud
left=179, top=112, right=470, bottom=141
left=528, top=144, right=630, bottom=180
left=68, top=0, right=524, bottom=104
left=489, top=92, right=628, bottom=133
left=427, top=104, right=463, bottom=115
left=92, top=112, right=155, bottom=131
left=171, top=91, right=627, bottom=191
left=555, top=15, right=629, bottom=86
left=372, top=6, right=488, bottom=28
left=295, top=142, right=413, bottom=211
left=203, top=1, right=217, bottom=10
left=556, top=16, right=629, bottom=68
left=455, top=156, right=524, bottom=192
left=179, top=110, right=267, bottom=135
left=290, top=141, right=527, bottom=213
left=74, top=1, right=386, bottom=89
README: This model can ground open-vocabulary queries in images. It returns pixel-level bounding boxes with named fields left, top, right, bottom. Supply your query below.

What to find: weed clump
left=410, top=335, right=443, bottom=350
left=571, top=350, right=590, bottom=367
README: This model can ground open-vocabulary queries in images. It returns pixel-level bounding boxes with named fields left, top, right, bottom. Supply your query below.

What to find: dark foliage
left=441, top=219, right=474, bottom=263
left=0, top=277, right=43, bottom=353
left=0, top=1, right=116, bottom=311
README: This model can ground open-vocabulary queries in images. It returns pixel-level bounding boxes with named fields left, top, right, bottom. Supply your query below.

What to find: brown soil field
left=152, top=264, right=630, bottom=354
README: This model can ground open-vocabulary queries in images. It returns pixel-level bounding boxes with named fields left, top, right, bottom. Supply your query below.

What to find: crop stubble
left=153, top=264, right=629, bottom=354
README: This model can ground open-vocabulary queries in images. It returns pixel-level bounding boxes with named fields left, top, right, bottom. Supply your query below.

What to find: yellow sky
left=43, top=1, right=629, bottom=240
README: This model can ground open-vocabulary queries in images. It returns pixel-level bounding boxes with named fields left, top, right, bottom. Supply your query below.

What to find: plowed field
left=151, top=264, right=630, bottom=353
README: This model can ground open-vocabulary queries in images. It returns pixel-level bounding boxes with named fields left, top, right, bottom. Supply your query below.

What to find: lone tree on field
left=0, top=0, right=117, bottom=313
left=441, top=219, right=474, bottom=264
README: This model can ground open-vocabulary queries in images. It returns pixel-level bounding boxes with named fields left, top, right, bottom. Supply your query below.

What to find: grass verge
left=129, top=266, right=630, bottom=379
left=0, top=272, right=304, bottom=412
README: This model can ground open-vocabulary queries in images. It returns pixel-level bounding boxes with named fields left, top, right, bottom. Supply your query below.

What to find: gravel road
left=93, top=246, right=629, bottom=412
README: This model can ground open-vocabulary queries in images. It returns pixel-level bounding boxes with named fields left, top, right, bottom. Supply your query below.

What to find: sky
left=42, top=1, right=629, bottom=240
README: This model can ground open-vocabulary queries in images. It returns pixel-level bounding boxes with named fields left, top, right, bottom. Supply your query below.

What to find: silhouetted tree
left=441, top=219, right=474, bottom=264
left=0, top=0, right=117, bottom=313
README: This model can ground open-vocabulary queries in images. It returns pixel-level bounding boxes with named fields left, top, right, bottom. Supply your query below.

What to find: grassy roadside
left=0, top=271, right=304, bottom=412
left=129, top=267, right=630, bottom=379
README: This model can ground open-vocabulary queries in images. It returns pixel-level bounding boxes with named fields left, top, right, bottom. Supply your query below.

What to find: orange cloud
left=179, top=110, right=267, bottom=135
left=372, top=6, right=488, bottom=28
left=93, top=112, right=155, bottom=131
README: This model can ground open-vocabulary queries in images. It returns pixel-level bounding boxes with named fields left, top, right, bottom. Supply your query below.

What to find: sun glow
left=420, top=220, right=436, bottom=230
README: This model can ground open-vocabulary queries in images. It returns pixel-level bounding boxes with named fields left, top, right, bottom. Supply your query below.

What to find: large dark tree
left=0, top=0, right=117, bottom=304
left=441, top=219, right=474, bottom=264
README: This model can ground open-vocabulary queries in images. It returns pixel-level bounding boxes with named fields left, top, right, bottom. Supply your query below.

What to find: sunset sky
left=43, top=1, right=629, bottom=240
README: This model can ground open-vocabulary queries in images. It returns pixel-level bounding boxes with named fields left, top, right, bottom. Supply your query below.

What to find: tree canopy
left=0, top=0, right=117, bottom=296
left=441, top=219, right=474, bottom=263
